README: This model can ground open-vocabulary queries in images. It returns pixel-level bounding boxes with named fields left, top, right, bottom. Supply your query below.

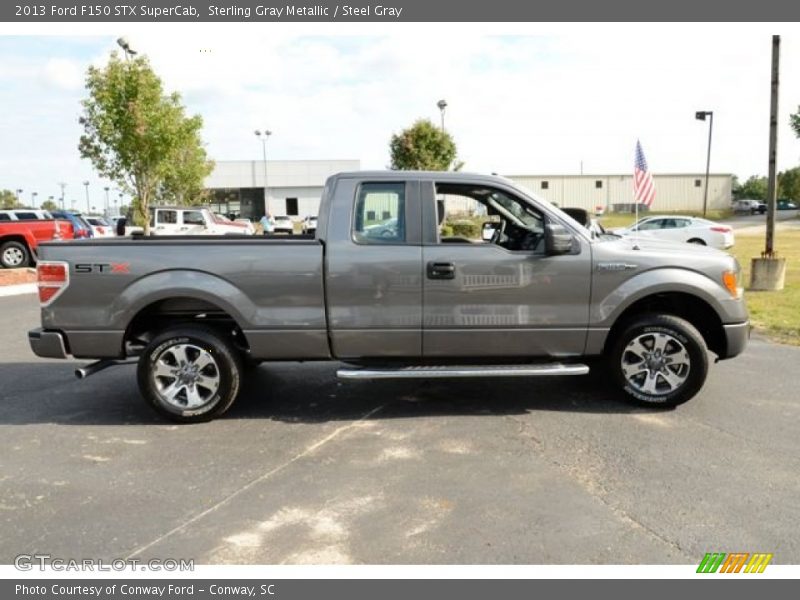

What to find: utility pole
left=750, top=35, right=786, bottom=291
left=765, top=35, right=780, bottom=258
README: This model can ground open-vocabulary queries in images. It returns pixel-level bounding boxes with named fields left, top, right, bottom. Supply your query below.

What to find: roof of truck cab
left=334, top=170, right=512, bottom=184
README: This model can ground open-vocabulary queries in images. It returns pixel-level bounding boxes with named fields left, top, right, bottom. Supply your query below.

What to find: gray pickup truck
left=28, top=171, right=749, bottom=422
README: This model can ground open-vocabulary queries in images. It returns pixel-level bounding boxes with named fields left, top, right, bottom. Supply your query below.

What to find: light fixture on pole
left=437, top=99, right=447, bottom=132
left=695, top=110, right=714, bottom=218
left=104, top=186, right=110, bottom=215
left=116, top=37, right=137, bottom=60
left=31, top=191, right=38, bottom=208
left=83, top=181, right=90, bottom=213
left=254, top=129, right=272, bottom=215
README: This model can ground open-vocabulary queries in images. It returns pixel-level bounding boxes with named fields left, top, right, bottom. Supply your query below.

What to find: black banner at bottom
left=2, top=579, right=794, bottom=600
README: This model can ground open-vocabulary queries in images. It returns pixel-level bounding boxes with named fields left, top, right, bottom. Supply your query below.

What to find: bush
left=440, top=224, right=454, bottom=237
left=450, top=220, right=480, bottom=239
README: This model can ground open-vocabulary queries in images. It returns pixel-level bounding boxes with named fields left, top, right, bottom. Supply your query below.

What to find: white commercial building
left=204, top=159, right=360, bottom=220
left=506, top=173, right=733, bottom=213
left=204, top=162, right=732, bottom=219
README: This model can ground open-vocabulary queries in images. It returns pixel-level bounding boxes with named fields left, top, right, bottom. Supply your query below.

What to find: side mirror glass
left=545, top=221, right=575, bottom=255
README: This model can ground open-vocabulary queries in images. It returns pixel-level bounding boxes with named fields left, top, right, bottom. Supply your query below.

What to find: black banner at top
left=3, top=0, right=800, bottom=22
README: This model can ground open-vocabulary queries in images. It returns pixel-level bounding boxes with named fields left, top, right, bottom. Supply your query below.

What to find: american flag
left=634, top=140, right=655, bottom=207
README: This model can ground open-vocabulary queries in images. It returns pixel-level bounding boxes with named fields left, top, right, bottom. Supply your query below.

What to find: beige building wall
left=506, top=174, right=733, bottom=213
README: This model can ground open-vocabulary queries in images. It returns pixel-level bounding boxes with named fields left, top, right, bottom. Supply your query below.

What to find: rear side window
left=182, top=211, right=205, bottom=226
left=0, top=213, right=10, bottom=221
left=353, top=182, right=406, bottom=244
left=157, top=210, right=178, bottom=224
left=14, top=212, right=37, bottom=220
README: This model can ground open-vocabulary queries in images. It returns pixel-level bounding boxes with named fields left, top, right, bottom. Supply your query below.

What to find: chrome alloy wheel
left=2, top=246, right=25, bottom=267
left=620, top=332, right=691, bottom=396
left=152, top=343, right=220, bottom=409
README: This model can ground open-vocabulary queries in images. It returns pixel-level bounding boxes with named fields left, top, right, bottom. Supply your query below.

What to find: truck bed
left=37, top=236, right=330, bottom=360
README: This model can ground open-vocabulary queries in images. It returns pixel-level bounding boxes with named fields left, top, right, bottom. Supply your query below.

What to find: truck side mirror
left=545, top=221, right=575, bottom=255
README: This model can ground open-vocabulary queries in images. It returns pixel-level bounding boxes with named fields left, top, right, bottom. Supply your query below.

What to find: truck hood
left=600, top=235, right=728, bottom=259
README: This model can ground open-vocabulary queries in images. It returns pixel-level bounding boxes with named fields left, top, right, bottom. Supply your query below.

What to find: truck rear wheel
left=1, top=241, right=30, bottom=268
left=137, top=325, right=243, bottom=423
left=610, top=314, right=708, bottom=408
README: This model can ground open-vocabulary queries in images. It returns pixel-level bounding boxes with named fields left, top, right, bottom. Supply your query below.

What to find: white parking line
left=0, top=283, right=37, bottom=297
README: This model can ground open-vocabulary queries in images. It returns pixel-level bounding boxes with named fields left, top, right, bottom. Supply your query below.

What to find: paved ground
left=1, top=293, right=799, bottom=565
left=720, top=209, right=799, bottom=232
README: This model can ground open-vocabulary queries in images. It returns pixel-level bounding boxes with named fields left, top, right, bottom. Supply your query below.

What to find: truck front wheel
left=610, top=314, right=708, bottom=408
left=137, top=325, right=243, bottom=423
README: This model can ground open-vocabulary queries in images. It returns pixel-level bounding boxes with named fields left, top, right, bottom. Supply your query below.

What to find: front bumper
left=28, top=328, right=68, bottom=359
left=722, top=321, right=750, bottom=359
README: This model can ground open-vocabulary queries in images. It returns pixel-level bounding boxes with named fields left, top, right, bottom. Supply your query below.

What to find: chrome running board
left=337, top=363, right=589, bottom=380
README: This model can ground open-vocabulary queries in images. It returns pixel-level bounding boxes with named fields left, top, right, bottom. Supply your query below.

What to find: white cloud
left=42, top=57, right=83, bottom=90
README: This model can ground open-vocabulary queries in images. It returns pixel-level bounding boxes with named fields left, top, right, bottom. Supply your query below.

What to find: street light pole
left=437, top=99, right=447, bottom=133
left=695, top=110, right=714, bottom=218
left=58, top=182, right=67, bottom=210
left=31, top=191, right=38, bottom=208
left=15, top=189, right=22, bottom=206
left=254, top=129, right=272, bottom=215
left=83, top=181, right=90, bottom=213
left=104, top=186, right=110, bottom=216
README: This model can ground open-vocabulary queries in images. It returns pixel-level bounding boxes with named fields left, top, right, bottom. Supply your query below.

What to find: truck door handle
left=427, top=261, right=456, bottom=280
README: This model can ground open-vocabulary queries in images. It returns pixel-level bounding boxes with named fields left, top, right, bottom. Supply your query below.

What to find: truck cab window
left=353, top=182, right=406, bottom=244
left=435, top=183, right=545, bottom=252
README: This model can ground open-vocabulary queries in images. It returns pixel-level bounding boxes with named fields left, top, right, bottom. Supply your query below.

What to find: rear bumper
left=722, top=321, right=750, bottom=359
left=28, top=328, right=68, bottom=359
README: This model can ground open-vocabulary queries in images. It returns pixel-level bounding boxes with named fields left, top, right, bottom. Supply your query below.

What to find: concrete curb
left=0, top=283, right=37, bottom=297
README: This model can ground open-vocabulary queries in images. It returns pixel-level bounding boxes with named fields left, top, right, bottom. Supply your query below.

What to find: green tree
left=791, top=107, right=800, bottom=139
left=40, top=199, right=59, bottom=212
left=734, top=175, right=768, bottom=200
left=389, top=119, right=462, bottom=171
left=157, top=141, right=214, bottom=206
left=778, top=166, right=800, bottom=201
left=79, top=52, right=212, bottom=234
left=0, top=189, right=18, bottom=209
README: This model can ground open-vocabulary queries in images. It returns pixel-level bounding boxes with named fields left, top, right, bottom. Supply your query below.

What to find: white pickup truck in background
left=150, top=206, right=253, bottom=236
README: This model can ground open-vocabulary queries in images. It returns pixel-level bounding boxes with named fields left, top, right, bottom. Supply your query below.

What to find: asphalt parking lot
left=1, top=292, right=799, bottom=565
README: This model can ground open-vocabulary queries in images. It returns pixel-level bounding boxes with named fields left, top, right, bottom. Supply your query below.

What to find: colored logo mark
left=697, top=552, right=773, bottom=573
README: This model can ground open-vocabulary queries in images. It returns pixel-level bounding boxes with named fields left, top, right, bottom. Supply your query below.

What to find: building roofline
left=505, top=173, right=733, bottom=178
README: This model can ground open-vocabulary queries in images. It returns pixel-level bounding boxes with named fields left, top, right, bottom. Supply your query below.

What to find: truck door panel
left=324, top=178, right=423, bottom=359
left=420, top=181, right=591, bottom=358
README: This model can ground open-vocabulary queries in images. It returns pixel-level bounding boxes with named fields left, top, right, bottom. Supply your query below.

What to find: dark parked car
left=777, top=199, right=798, bottom=210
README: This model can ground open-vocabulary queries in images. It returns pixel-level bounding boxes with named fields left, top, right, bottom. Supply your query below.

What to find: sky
left=1, top=24, right=800, bottom=209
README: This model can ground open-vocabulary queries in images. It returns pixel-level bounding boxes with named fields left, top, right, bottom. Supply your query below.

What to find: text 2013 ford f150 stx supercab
left=28, top=171, right=749, bottom=422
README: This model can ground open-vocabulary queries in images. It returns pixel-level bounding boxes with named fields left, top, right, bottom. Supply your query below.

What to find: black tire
left=687, top=238, right=706, bottom=245
left=609, top=314, right=708, bottom=408
left=0, top=240, right=30, bottom=269
left=137, top=325, right=243, bottom=423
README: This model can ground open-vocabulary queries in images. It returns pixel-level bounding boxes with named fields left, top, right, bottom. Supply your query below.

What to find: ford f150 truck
left=28, top=171, right=749, bottom=422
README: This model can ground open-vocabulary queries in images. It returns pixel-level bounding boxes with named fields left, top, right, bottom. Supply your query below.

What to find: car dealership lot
left=1, top=292, right=799, bottom=565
